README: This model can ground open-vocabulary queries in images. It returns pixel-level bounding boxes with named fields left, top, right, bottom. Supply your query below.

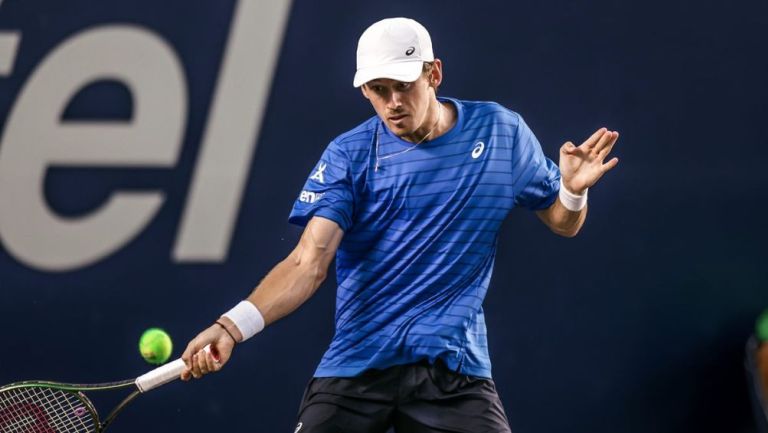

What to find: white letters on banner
left=0, top=0, right=293, bottom=272
left=0, top=31, right=19, bottom=75
left=173, top=0, right=293, bottom=262
left=0, top=26, right=187, bottom=271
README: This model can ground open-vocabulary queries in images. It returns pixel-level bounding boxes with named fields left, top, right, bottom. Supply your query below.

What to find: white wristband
left=558, top=179, right=588, bottom=211
left=222, top=301, right=265, bottom=342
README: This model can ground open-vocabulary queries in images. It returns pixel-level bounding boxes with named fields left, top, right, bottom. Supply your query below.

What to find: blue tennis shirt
left=289, top=97, right=560, bottom=378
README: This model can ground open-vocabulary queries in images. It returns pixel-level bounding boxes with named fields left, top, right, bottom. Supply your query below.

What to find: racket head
left=0, top=382, right=102, bottom=433
left=0, top=352, right=194, bottom=432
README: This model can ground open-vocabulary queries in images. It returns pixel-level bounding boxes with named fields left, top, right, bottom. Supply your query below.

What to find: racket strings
left=0, top=387, right=95, bottom=433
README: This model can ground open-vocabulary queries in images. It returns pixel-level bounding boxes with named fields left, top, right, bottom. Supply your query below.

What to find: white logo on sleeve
left=295, top=422, right=303, bottom=432
left=309, top=162, right=327, bottom=183
left=471, top=141, right=485, bottom=159
left=299, top=190, right=324, bottom=203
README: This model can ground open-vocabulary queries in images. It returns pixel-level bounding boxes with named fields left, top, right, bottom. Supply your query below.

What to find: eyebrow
left=367, top=80, right=409, bottom=87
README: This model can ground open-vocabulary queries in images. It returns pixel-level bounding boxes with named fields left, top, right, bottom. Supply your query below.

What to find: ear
left=430, top=59, right=444, bottom=88
left=360, top=84, right=370, bottom=100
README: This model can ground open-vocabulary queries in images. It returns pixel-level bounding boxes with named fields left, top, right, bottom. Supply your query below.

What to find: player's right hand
left=180, top=324, right=236, bottom=381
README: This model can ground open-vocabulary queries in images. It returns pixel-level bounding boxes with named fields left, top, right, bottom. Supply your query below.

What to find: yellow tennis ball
left=138, top=328, right=173, bottom=365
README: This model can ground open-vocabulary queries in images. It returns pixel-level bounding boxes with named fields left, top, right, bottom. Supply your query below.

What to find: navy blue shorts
left=295, top=360, right=511, bottom=433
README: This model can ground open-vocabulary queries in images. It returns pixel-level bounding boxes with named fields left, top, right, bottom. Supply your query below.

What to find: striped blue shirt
left=289, top=97, right=560, bottom=378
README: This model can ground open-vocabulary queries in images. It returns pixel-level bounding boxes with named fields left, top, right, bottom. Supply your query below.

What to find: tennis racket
left=0, top=345, right=215, bottom=432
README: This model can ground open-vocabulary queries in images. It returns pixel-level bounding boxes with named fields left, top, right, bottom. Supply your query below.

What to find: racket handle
left=135, top=344, right=214, bottom=392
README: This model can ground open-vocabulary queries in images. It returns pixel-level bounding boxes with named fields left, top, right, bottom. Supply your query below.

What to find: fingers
left=560, top=141, right=577, bottom=155
left=180, top=323, right=236, bottom=382
left=195, top=350, right=210, bottom=375
left=581, top=127, right=607, bottom=148
left=182, top=337, right=209, bottom=378
left=180, top=324, right=230, bottom=381
left=593, top=130, right=618, bottom=155
left=187, top=347, right=217, bottom=379
left=602, top=157, right=619, bottom=172
left=181, top=342, right=198, bottom=381
left=181, top=343, right=196, bottom=372
left=204, top=349, right=221, bottom=373
left=564, top=128, right=619, bottom=157
left=596, top=132, right=619, bottom=162
left=195, top=349, right=211, bottom=375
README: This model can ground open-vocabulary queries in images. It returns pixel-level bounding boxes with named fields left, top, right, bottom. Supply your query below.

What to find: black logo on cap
left=405, top=46, right=415, bottom=56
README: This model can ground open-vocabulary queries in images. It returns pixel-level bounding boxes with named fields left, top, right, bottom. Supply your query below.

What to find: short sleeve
left=288, top=141, right=354, bottom=231
left=511, top=114, right=561, bottom=210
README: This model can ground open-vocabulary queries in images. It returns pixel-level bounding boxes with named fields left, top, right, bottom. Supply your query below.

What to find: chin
left=387, top=120, right=412, bottom=136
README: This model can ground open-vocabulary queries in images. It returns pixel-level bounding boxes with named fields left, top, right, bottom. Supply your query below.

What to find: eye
left=397, top=82, right=411, bottom=91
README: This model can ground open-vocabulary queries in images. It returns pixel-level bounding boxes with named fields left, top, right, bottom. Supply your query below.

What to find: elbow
left=551, top=224, right=582, bottom=238
left=302, top=259, right=329, bottom=290
left=557, top=227, right=581, bottom=238
left=289, top=248, right=330, bottom=289
left=546, top=211, right=586, bottom=238
left=538, top=205, right=587, bottom=239
left=314, top=266, right=329, bottom=287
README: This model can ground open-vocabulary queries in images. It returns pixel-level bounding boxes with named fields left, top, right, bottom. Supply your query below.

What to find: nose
left=386, top=91, right=402, bottom=111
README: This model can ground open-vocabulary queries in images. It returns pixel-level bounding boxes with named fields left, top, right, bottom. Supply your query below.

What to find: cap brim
left=353, top=61, right=423, bottom=88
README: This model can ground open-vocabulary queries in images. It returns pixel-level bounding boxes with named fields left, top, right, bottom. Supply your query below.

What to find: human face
left=361, top=73, right=437, bottom=143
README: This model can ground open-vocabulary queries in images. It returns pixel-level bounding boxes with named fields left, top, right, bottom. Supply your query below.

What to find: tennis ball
left=139, top=328, right=173, bottom=365
left=757, top=310, right=768, bottom=342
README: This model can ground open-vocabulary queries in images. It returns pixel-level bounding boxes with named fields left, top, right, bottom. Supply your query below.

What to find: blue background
left=1, top=0, right=766, bottom=432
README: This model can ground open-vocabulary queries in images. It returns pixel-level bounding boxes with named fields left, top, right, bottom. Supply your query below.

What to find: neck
left=404, top=98, right=443, bottom=144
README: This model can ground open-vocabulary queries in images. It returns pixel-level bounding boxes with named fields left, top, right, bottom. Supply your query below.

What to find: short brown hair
left=422, top=61, right=434, bottom=78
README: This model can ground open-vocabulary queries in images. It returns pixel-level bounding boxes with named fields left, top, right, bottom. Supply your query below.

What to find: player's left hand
left=559, top=127, right=619, bottom=194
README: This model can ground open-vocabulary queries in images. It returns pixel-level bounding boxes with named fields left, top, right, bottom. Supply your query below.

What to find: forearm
left=543, top=198, right=587, bottom=237
left=183, top=218, right=342, bottom=378
left=216, top=249, right=329, bottom=343
left=247, top=248, right=328, bottom=326
left=220, top=217, right=342, bottom=340
left=186, top=255, right=327, bottom=374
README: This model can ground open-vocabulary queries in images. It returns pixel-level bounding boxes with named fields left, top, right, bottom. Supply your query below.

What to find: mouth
left=388, top=114, right=408, bottom=123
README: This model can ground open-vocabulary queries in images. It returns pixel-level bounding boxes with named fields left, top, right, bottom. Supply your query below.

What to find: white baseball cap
left=353, top=18, right=434, bottom=88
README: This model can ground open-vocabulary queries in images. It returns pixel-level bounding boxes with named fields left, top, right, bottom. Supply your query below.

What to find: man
left=181, top=17, right=619, bottom=432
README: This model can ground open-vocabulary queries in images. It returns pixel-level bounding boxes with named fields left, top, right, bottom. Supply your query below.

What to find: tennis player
left=182, top=17, right=619, bottom=432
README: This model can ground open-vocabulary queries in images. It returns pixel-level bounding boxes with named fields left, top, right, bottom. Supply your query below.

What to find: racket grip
left=135, top=344, right=213, bottom=392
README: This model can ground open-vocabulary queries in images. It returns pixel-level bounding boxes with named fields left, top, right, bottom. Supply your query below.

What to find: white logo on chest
left=471, top=141, right=485, bottom=159
left=310, top=162, right=326, bottom=183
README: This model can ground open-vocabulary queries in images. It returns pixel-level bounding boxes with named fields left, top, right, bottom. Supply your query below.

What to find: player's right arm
left=181, top=216, right=344, bottom=380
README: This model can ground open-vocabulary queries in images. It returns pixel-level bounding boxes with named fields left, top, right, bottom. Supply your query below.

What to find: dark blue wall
left=1, top=1, right=767, bottom=432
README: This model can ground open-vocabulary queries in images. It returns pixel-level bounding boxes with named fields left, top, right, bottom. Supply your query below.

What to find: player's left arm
left=536, top=127, right=619, bottom=237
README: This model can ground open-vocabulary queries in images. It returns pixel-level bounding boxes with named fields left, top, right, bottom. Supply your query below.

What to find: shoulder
left=318, top=116, right=377, bottom=167
left=331, top=116, right=378, bottom=152
left=453, top=98, right=523, bottom=128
